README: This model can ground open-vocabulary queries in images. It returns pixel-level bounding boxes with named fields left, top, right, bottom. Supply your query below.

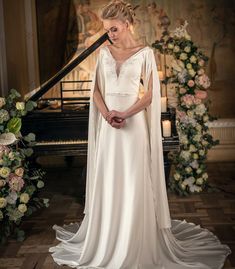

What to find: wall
left=2, top=0, right=39, bottom=98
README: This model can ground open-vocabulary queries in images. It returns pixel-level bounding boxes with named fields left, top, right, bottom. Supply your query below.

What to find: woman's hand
left=106, top=110, right=126, bottom=124
left=110, top=118, right=126, bottom=129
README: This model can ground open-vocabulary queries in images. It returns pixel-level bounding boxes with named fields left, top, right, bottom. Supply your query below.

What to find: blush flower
left=8, top=174, right=24, bottom=192
left=181, top=94, right=195, bottom=107
left=195, top=89, right=208, bottom=99
left=195, top=74, right=211, bottom=89
left=187, top=80, right=195, bottom=87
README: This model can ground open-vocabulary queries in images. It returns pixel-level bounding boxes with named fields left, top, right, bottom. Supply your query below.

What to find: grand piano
left=21, top=32, right=179, bottom=183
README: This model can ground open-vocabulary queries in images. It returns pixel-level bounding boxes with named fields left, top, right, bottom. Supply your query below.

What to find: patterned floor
left=0, top=161, right=234, bottom=269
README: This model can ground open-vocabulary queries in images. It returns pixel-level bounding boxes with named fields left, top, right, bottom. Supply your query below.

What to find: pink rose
left=0, top=145, right=10, bottom=158
left=176, top=109, right=186, bottom=120
left=198, top=59, right=205, bottom=66
left=181, top=94, right=195, bottom=107
left=187, top=80, right=195, bottom=87
left=8, top=173, right=24, bottom=192
left=15, top=168, right=24, bottom=177
left=197, top=69, right=205, bottom=75
left=195, top=89, right=208, bottom=99
left=195, top=74, right=211, bottom=89
left=179, top=88, right=187, bottom=94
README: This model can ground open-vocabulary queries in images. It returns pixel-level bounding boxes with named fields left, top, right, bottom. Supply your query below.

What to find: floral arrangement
left=152, top=21, right=219, bottom=196
left=0, top=89, right=49, bottom=244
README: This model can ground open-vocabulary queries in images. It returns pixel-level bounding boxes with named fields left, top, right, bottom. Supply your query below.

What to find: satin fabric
left=49, top=46, right=231, bottom=268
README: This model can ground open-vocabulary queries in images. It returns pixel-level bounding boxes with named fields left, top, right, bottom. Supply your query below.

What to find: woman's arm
left=123, top=87, right=152, bottom=118
left=93, top=83, right=109, bottom=120
left=93, top=83, right=126, bottom=129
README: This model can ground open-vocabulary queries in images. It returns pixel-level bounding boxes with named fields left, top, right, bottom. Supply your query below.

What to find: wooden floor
left=0, top=160, right=235, bottom=269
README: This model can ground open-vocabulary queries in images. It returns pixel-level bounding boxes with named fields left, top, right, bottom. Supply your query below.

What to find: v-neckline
left=105, top=45, right=148, bottom=65
left=105, top=45, right=148, bottom=80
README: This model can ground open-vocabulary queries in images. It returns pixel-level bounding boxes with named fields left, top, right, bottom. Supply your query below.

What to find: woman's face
left=103, top=19, right=128, bottom=44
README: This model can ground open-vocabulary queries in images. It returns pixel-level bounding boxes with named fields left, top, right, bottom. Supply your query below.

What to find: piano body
left=21, top=33, right=179, bottom=183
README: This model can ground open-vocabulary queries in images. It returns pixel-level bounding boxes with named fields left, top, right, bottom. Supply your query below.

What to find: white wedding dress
left=49, top=46, right=231, bottom=269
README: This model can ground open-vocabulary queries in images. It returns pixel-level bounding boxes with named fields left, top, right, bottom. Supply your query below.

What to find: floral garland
left=0, top=89, right=49, bottom=244
left=152, top=21, right=219, bottom=196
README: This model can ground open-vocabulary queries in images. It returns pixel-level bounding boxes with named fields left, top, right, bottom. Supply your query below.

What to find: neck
left=114, top=32, right=139, bottom=50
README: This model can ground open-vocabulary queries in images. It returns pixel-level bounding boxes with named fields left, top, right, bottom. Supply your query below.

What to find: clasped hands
left=105, top=110, right=127, bottom=129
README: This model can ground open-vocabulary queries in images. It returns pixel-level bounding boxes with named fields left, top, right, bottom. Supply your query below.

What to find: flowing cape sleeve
left=83, top=48, right=105, bottom=215
left=143, top=48, right=172, bottom=229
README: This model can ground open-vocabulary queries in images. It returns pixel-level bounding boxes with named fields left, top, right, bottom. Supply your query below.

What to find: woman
left=49, top=1, right=231, bottom=268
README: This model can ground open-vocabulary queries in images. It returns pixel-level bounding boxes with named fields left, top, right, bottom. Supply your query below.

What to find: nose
left=108, top=31, right=115, bottom=39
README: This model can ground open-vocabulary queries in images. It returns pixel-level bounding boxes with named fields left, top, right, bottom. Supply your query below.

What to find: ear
left=125, top=20, right=130, bottom=29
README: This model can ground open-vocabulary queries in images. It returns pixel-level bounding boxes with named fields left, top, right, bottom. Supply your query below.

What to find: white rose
left=0, top=97, right=6, bottom=108
left=180, top=183, right=186, bottom=190
left=18, top=203, right=27, bottom=213
left=174, top=173, right=181, bottom=181
left=196, top=168, right=202, bottom=174
left=203, top=115, right=209, bottom=122
left=184, top=46, right=191, bottom=53
left=20, top=193, right=30, bottom=204
left=0, top=197, right=7, bottom=208
left=0, top=167, right=11, bottom=178
left=193, top=153, right=199, bottom=159
left=202, top=172, right=208, bottom=179
left=188, top=69, right=196, bottom=77
left=16, top=102, right=25, bottom=110
left=37, top=180, right=44, bottom=188
left=190, top=55, right=197, bottom=63
left=202, top=140, right=208, bottom=146
left=186, top=63, right=192, bottom=69
left=173, top=46, right=180, bottom=53
left=0, top=179, right=6, bottom=187
left=185, top=166, right=192, bottom=173
left=199, top=149, right=205, bottom=156
left=193, top=134, right=201, bottom=142
left=187, top=110, right=194, bottom=118
left=189, top=144, right=197, bottom=152
left=8, top=152, right=15, bottom=160
left=180, top=53, right=188, bottom=60
left=196, top=124, right=202, bottom=132
left=168, top=43, right=174, bottom=49
left=196, top=178, right=203, bottom=185
left=180, top=135, right=188, bottom=145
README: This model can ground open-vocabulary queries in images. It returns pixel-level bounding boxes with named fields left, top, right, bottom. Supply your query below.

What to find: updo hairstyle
left=100, top=0, right=136, bottom=25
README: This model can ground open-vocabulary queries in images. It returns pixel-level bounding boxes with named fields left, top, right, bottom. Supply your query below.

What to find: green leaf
left=25, top=101, right=37, bottom=112
left=7, top=117, right=22, bottom=134
left=23, top=133, right=36, bottom=142
left=10, top=89, right=21, bottom=98
left=24, top=148, right=34, bottom=157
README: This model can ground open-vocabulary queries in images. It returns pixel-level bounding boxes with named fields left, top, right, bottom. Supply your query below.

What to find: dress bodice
left=100, top=46, right=150, bottom=97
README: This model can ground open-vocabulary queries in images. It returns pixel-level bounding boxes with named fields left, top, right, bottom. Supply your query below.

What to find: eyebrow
left=104, top=26, right=116, bottom=32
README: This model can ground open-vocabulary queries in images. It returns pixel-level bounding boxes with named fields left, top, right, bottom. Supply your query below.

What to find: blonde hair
left=100, top=0, right=135, bottom=25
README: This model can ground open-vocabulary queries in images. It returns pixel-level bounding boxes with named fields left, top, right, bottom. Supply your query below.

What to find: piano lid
left=26, top=32, right=110, bottom=102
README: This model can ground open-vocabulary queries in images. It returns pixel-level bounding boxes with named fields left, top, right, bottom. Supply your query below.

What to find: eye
left=111, top=27, right=118, bottom=32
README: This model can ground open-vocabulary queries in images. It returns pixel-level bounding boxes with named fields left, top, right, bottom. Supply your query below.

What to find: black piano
left=22, top=33, right=179, bottom=183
